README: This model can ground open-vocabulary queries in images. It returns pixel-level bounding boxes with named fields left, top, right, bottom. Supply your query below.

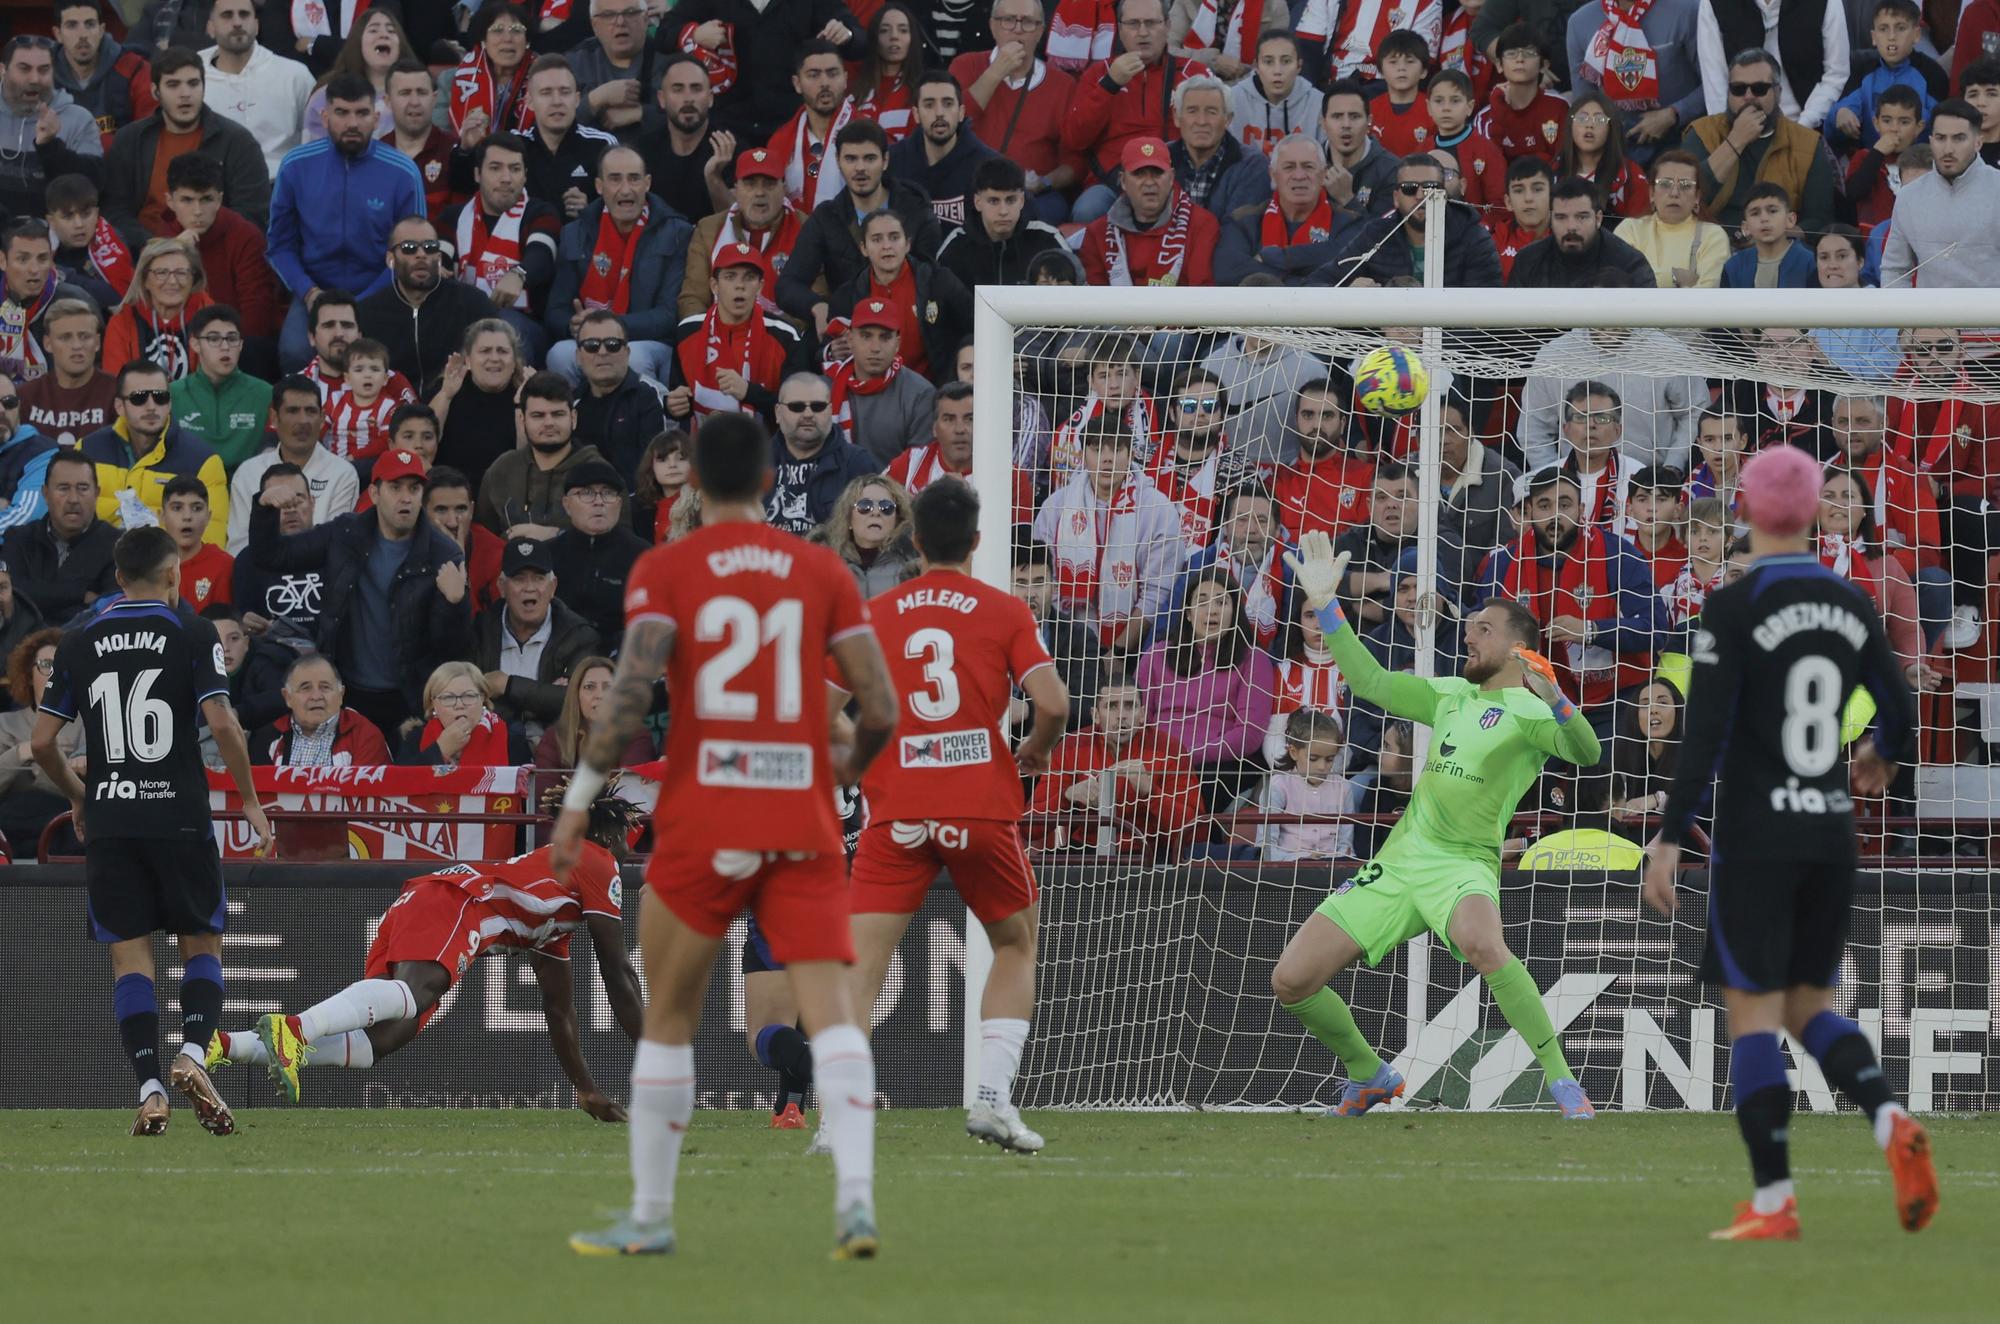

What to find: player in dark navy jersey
left=1644, top=446, right=1937, bottom=1241
left=31, top=526, right=272, bottom=1138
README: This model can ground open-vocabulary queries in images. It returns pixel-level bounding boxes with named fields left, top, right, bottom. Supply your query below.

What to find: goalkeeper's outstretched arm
left=1284, top=533, right=1441, bottom=728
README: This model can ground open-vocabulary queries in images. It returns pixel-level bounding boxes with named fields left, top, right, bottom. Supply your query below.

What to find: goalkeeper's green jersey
left=1328, top=618, right=1602, bottom=867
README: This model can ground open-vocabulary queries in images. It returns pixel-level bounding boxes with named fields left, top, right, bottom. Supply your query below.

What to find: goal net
left=969, top=284, right=2000, bottom=1114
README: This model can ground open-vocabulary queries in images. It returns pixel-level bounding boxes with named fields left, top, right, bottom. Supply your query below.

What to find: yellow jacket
left=1615, top=214, right=1733, bottom=289
left=81, top=417, right=229, bottom=546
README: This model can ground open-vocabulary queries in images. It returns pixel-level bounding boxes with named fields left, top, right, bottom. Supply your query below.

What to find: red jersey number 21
left=695, top=596, right=803, bottom=721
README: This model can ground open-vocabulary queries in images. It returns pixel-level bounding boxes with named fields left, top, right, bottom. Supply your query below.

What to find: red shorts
left=364, top=881, right=481, bottom=1031
left=646, top=848, right=853, bottom=965
left=848, top=819, right=1038, bottom=925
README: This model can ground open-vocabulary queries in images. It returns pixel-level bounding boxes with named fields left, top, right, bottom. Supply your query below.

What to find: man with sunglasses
left=571, top=310, right=666, bottom=482
left=765, top=369, right=879, bottom=536
left=82, top=359, right=230, bottom=544
left=360, top=215, right=501, bottom=393
left=1681, top=47, right=1836, bottom=232
left=170, top=305, right=273, bottom=478
left=1314, top=155, right=1502, bottom=287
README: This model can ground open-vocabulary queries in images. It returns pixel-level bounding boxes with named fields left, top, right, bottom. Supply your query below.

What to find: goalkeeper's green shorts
left=1314, top=845, right=1500, bottom=967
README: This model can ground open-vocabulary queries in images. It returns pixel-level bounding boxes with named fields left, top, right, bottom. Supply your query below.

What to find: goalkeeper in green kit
left=1272, top=531, right=1603, bottom=1119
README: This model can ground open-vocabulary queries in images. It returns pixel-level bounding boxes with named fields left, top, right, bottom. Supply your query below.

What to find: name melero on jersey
left=894, top=587, right=980, bottom=615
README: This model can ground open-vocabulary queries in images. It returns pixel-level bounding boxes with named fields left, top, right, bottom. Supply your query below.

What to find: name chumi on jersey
left=1752, top=604, right=1867, bottom=652
left=707, top=547, right=794, bottom=578
left=94, top=630, right=165, bottom=656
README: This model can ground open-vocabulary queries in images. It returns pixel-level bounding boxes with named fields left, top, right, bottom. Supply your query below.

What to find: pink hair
left=1737, top=444, right=1823, bottom=538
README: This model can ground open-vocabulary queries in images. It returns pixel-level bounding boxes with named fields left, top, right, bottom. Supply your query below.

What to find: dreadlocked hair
left=540, top=771, right=650, bottom=853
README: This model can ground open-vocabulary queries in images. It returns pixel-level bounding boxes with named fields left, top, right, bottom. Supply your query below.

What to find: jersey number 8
left=87, top=668, right=174, bottom=763
left=1781, top=655, right=1843, bottom=778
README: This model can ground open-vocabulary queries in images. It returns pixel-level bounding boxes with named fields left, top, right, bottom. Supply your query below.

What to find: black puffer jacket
left=935, top=216, right=1071, bottom=289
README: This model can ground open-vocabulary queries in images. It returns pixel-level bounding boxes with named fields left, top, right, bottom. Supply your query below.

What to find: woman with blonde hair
left=816, top=473, right=917, bottom=595
left=396, top=661, right=530, bottom=766
left=534, top=655, right=658, bottom=769
left=101, top=238, right=211, bottom=378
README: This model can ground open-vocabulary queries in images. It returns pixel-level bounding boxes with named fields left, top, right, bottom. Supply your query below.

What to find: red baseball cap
left=712, top=242, right=770, bottom=280
left=372, top=449, right=428, bottom=485
left=848, top=298, right=902, bottom=332
left=1121, top=136, right=1171, bottom=174
left=734, top=147, right=783, bottom=180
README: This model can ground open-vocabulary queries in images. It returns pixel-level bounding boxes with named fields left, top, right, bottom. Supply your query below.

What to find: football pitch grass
left=3, top=1109, right=1996, bottom=1322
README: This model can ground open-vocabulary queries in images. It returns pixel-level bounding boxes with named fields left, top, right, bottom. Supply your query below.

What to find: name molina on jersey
left=95, top=630, right=166, bottom=656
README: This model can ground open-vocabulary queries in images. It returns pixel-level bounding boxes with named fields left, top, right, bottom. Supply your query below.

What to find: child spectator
left=1486, top=155, right=1552, bottom=279
left=1259, top=707, right=1355, bottom=861
left=1296, top=0, right=1444, bottom=86
left=1841, top=84, right=1927, bottom=229
left=1428, top=68, right=1506, bottom=210
left=1961, top=58, right=2000, bottom=165
left=630, top=429, right=689, bottom=544
left=45, top=172, right=131, bottom=309
left=1369, top=29, right=1437, bottom=157
left=1263, top=593, right=1344, bottom=764
left=1047, top=333, right=1161, bottom=483
left=1720, top=182, right=1814, bottom=287
left=1666, top=495, right=1728, bottom=624
left=1616, top=149, right=1730, bottom=286
left=1437, top=0, right=1494, bottom=103
left=171, top=304, right=272, bottom=477
left=323, top=339, right=400, bottom=466
left=1622, top=463, right=1687, bottom=587
left=1827, top=0, right=1944, bottom=152
left=1473, top=24, right=1568, bottom=164
left=161, top=474, right=233, bottom=613
left=1560, top=91, right=1649, bottom=217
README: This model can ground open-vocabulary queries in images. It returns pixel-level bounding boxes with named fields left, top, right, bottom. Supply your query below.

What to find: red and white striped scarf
left=291, top=0, right=370, bottom=41
left=828, top=355, right=903, bottom=432
left=1438, top=9, right=1493, bottom=98
left=1145, top=442, right=1220, bottom=553
left=1050, top=394, right=1160, bottom=478
left=1188, top=0, right=1268, bottom=65
left=1047, top=0, right=1116, bottom=73
left=1579, top=0, right=1661, bottom=108
left=773, top=98, right=856, bottom=212
left=712, top=205, right=803, bottom=313
left=1276, top=650, right=1344, bottom=717
left=1105, top=187, right=1195, bottom=287
left=1298, top=0, right=1438, bottom=80
left=857, top=75, right=914, bottom=143
left=1891, top=389, right=1968, bottom=477
left=449, top=48, right=534, bottom=135
left=890, top=442, right=969, bottom=494
left=679, top=306, right=777, bottom=418
left=1218, top=538, right=1285, bottom=646
left=454, top=194, right=527, bottom=295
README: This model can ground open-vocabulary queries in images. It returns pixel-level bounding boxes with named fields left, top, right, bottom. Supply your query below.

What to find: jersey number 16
left=87, top=668, right=174, bottom=763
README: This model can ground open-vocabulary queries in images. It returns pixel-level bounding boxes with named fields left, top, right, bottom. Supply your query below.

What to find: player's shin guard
left=1483, top=958, right=1576, bottom=1083
left=296, top=978, right=417, bottom=1041
left=1801, top=1011, right=1902, bottom=1146
left=977, top=1018, right=1029, bottom=1110
left=755, top=1023, right=814, bottom=1110
left=114, top=973, right=162, bottom=1097
left=812, top=1024, right=876, bottom=1212
left=629, top=1039, right=693, bottom=1224
left=177, top=953, right=223, bottom=1064
left=1731, top=1032, right=1795, bottom=1213
left=1281, top=988, right=1385, bottom=1081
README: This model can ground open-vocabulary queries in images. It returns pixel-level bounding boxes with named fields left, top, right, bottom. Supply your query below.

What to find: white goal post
left=965, top=276, right=2000, bottom=1113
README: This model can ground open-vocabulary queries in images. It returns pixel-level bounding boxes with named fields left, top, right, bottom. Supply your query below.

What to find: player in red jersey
left=832, top=479, right=1069, bottom=1152
left=555, top=411, right=899, bottom=1261
left=213, top=780, right=646, bottom=1120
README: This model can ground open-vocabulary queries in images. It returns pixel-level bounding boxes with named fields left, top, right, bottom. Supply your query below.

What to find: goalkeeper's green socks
left=1484, top=958, right=1576, bottom=1082
left=1282, top=988, right=1385, bottom=1082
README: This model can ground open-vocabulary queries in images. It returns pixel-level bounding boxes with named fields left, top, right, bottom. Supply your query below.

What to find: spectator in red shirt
left=1623, top=463, right=1688, bottom=588
left=384, top=60, right=466, bottom=222
left=163, top=474, right=234, bottom=613
left=1079, top=136, right=1221, bottom=286
left=1474, top=23, right=1568, bottom=164
left=1026, top=667, right=1203, bottom=857
left=1430, top=68, right=1508, bottom=211
left=1272, top=376, right=1374, bottom=540
left=1486, top=154, right=1552, bottom=278
left=164, top=153, right=279, bottom=342
left=1063, top=0, right=1202, bottom=222
left=1369, top=29, right=1437, bottom=157
left=1561, top=91, right=1651, bottom=217
left=950, top=0, right=1084, bottom=221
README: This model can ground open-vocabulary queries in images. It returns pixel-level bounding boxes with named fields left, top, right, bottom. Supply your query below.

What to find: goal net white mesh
left=978, top=287, right=2000, bottom=1113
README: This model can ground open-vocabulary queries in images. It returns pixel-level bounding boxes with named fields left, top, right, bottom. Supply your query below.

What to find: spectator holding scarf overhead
left=450, top=4, right=537, bottom=143
left=1079, top=136, right=1220, bottom=287
left=666, top=242, right=810, bottom=426
left=1564, top=0, right=1706, bottom=158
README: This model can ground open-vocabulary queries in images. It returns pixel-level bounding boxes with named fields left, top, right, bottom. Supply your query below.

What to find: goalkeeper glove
left=1281, top=531, right=1352, bottom=629
left=1513, top=646, right=1579, bottom=724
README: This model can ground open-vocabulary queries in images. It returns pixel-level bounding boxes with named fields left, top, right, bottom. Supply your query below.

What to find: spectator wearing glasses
left=1680, top=47, right=1837, bottom=231
left=1317, top=155, right=1503, bottom=287
left=764, top=370, right=881, bottom=536
left=448, top=4, right=537, bottom=142
left=570, top=311, right=666, bottom=483
left=1695, top=0, right=1849, bottom=131
left=100, top=45, right=271, bottom=245
left=570, top=0, right=665, bottom=136
left=0, top=626, right=85, bottom=846
left=1616, top=149, right=1731, bottom=287
left=396, top=659, right=531, bottom=767
left=1564, top=0, right=1705, bottom=160
left=248, top=447, right=472, bottom=736
left=471, top=536, right=602, bottom=744
left=817, top=472, right=919, bottom=596
left=170, top=305, right=273, bottom=477
left=0, top=35, right=104, bottom=222
left=1063, top=0, right=1203, bottom=224
left=83, top=358, right=228, bottom=539
left=548, top=458, right=649, bottom=647
left=161, top=153, right=279, bottom=347
left=359, top=216, right=501, bottom=394
left=225, top=375, right=359, bottom=551
left=950, top=0, right=1083, bottom=223
left=101, top=236, right=213, bottom=380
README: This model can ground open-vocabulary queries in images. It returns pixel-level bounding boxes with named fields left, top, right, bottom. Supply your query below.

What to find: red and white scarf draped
left=577, top=205, right=648, bottom=314
left=1500, top=524, right=1640, bottom=706
left=1051, top=473, right=1140, bottom=624
left=677, top=20, right=738, bottom=95
left=1818, top=532, right=1884, bottom=602
left=1438, top=9, right=1492, bottom=98
left=1105, top=187, right=1195, bottom=287
left=454, top=195, right=526, bottom=295
left=713, top=206, right=802, bottom=312
left=1891, top=389, right=1968, bottom=477
left=681, top=306, right=777, bottom=418
left=1047, top=0, right=1116, bottom=72
left=1276, top=650, right=1344, bottom=717
left=828, top=356, right=903, bottom=432
left=0, top=275, right=59, bottom=377
left=420, top=708, right=510, bottom=766
left=1575, top=458, right=1628, bottom=529
left=1050, top=394, right=1160, bottom=478
left=858, top=75, right=914, bottom=143
left=450, top=48, right=534, bottom=135
left=1665, top=556, right=1723, bottom=625
left=85, top=215, right=135, bottom=299
left=1145, top=443, right=1220, bottom=553
left=891, top=443, right=968, bottom=494
left=774, top=98, right=856, bottom=212
left=1259, top=191, right=1334, bottom=248
left=1218, top=539, right=1285, bottom=646
left=1579, top=0, right=1660, bottom=108
left=1188, top=0, right=1268, bottom=65
left=291, top=0, right=370, bottom=41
